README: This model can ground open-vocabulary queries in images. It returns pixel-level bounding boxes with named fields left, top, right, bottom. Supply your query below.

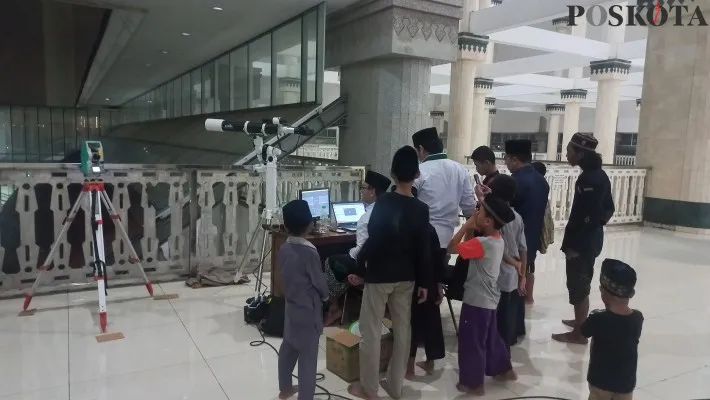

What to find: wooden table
left=267, top=226, right=356, bottom=297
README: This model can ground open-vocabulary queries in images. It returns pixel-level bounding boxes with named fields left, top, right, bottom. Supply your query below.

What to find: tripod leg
left=99, top=189, right=153, bottom=297
left=89, top=189, right=110, bottom=333
left=23, top=191, right=86, bottom=311
left=253, top=218, right=271, bottom=298
left=233, top=213, right=266, bottom=284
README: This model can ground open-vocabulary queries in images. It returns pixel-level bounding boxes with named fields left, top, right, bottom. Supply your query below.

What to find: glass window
left=273, top=20, right=302, bottom=105
left=167, top=80, right=175, bottom=118
left=88, top=109, right=99, bottom=139
left=230, top=47, right=248, bottom=110
left=181, top=73, right=191, bottom=116
left=173, top=79, right=182, bottom=118
left=0, top=107, right=9, bottom=158
left=159, top=85, right=167, bottom=119
left=99, top=110, right=110, bottom=136
left=215, top=54, right=230, bottom=112
left=11, top=106, right=25, bottom=161
left=38, top=108, right=51, bottom=157
left=202, top=61, right=215, bottom=114
left=304, top=10, right=318, bottom=102
left=23, top=107, right=39, bottom=161
left=249, top=34, right=271, bottom=108
left=51, top=108, right=64, bottom=155
left=76, top=109, right=88, bottom=143
left=191, top=68, right=202, bottom=115
left=63, top=108, right=76, bottom=154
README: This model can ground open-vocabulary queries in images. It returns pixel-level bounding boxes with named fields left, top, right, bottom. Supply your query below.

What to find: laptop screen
left=332, top=202, right=366, bottom=225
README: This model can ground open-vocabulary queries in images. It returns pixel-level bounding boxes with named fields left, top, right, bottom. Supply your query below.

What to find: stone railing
left=464, top=163, right=647, bottom=229
left=0, top=163, right=364, bottom=295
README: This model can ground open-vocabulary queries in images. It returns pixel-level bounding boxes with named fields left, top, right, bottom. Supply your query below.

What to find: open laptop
left=331, top=201, right=366, bottom=231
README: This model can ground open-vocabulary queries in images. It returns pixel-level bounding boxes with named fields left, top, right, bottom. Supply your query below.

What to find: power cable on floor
left=249, top=324, right=353, bottom=400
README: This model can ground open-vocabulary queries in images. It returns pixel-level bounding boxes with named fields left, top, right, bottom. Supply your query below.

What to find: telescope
left=204, top=117, right=315, bottom=138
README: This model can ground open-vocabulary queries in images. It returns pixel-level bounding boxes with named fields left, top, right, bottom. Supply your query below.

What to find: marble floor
left=1, top=227, right=709, bottom=400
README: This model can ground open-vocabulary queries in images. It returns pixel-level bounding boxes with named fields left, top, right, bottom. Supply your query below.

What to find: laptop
left=332, top=202, right=366, bottom=231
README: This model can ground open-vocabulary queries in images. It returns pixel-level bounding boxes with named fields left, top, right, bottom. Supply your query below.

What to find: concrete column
left=479, top=97, right=495, bottom=146
left=636, top=98, right=641, bottom=112
left=278, top=77, right=301, bottom=105
left=430, top=111, right=445, bottom=139
left=448, top=34, right=488, bottom=163
left=551, top=16, right=587, bottom=79
left=448, top=0, right=496, bottom=163
left=552, top=16, right=572, bottom=79
left=488, top=108, right=496, bottom=140
left=590, top=59, right=631, bottom=164
left=605, top=1, right=627, bottom=58
left=560, top=89, right=587, bottom=150
left=636, top=1, right=710, bottom=234
left=325, top=0, right=461, bottom=172
left=470, top=79, right=492, bottom=151
left=545, top=104, right=565, bottom=161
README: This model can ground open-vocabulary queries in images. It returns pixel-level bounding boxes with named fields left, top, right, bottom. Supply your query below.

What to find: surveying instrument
left=204, top=117, right=313, bottom=322
left=21, top=141, right=157, bottom=334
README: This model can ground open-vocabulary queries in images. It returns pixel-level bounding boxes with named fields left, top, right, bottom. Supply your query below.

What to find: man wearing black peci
left=553, top=133, right=615, bottom=345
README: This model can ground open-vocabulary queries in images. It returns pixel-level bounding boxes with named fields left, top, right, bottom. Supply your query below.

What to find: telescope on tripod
left=204, top=116, right=314, bottom=323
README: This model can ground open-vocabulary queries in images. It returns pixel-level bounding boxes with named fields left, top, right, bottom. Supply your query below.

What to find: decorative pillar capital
left=590, top=58, right=632, bottom=81
left=492, top=0, right=502, bottom=5
left=458, top=32, right=489, bottom=61
left=560, top=89, right=588, bottom=104
left=546, top=103, right=566, bottom=115
left=552, top=16, right=569, bottom=26
left=430, top=110, right=445, bottom=119
left=636, top=98, right=642, bottom=111
left=278, top=77, right=301, bottom=89
left=474, top=78, right=494, bottom=95
left=488, top=108, right=497, bottom=116
left=484, top=97, right=496, bottom=109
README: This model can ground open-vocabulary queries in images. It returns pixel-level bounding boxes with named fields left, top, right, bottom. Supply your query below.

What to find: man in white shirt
left=412, top=127, right=477, bottom=257
left=323, top=170, right=391, bottom=325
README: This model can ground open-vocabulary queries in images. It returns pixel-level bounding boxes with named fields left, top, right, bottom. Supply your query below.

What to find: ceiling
left=78, top=0, right=359, bottom=106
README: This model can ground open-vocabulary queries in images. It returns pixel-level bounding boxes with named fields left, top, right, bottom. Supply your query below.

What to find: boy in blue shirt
left=277, top=200, right=329, bottom=400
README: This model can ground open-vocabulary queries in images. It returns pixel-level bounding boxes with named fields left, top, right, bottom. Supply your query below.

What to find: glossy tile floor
left=1, top=227, right=709, bottom=400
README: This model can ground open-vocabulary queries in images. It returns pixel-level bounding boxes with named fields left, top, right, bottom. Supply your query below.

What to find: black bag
left=260, top=296, right=286, bottom=337
left=445, top=256, right=468, bottom=301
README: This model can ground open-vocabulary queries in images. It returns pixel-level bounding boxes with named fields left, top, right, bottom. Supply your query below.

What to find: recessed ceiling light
left=181, top=32, right=191, bottom=36
left=145, top=63, right=152, bottom=67
left=105, top=98, right=110, bottom=101
left=160, top=50, right=168, bottom=54
left=212, top=6, right=223, bottom=11
left=147, top=100, right=153, bottom=103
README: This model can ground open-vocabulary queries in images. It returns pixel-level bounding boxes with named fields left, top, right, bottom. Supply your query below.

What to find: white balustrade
left=464, top=163, right=647, bottom=229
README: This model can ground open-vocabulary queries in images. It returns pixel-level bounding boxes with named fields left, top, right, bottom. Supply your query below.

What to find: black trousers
left=496, top=291, right=517, bottom=347
left=513, top=290, right=526, bottom=338
left=410, top=248, right=447, bottom=361
left=566, top=256, right=596, bottom=305
left=410, top=290, right=446, bottom=360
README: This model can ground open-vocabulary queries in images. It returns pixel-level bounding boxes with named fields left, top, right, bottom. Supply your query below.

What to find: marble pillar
left=448, top=33, right=489, bottom=163
left=636, top=98, right=641, bottom=112
left=488, top=108, right=496, bottom=140
left=560, top=89, right=587, bottom=150
left=545, top=104, right=565, bottom=161
left=590, top=59, right=631, bottom=164
left=278, top=77, right=301, bottom=105
left=479, top=97, right=495, bottom=146
left=636, top=1, right=710, bottom=233
left=448, top=0, right=493, bottom=163
left=430, top=110, right=446, bottom=147
left=326, top=0, right=461, bottom=173
left=470, top=78, right=493, bottom=150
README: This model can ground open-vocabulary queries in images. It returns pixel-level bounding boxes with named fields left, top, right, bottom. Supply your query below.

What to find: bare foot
left=552, top=331, right=588, bottom=345
left=416, top=360, right=435, bottom=375
left=562, top=319, right=576, bottom=328
left=380, top=379, right=400, bottom=399
left=456, top=383, right=485, bottom=396
left=278, top=385, right=298, bottom=399
left=347, top=383, right=376, bottom=400
left=493, top=369, right=518, bottom=381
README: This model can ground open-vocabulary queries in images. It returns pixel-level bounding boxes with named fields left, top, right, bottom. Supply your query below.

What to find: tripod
left=22, top=179, right=154, bottom=333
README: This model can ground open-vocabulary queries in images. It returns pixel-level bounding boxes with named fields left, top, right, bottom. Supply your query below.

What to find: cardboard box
left=326, top=319, right=393, bottom=382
